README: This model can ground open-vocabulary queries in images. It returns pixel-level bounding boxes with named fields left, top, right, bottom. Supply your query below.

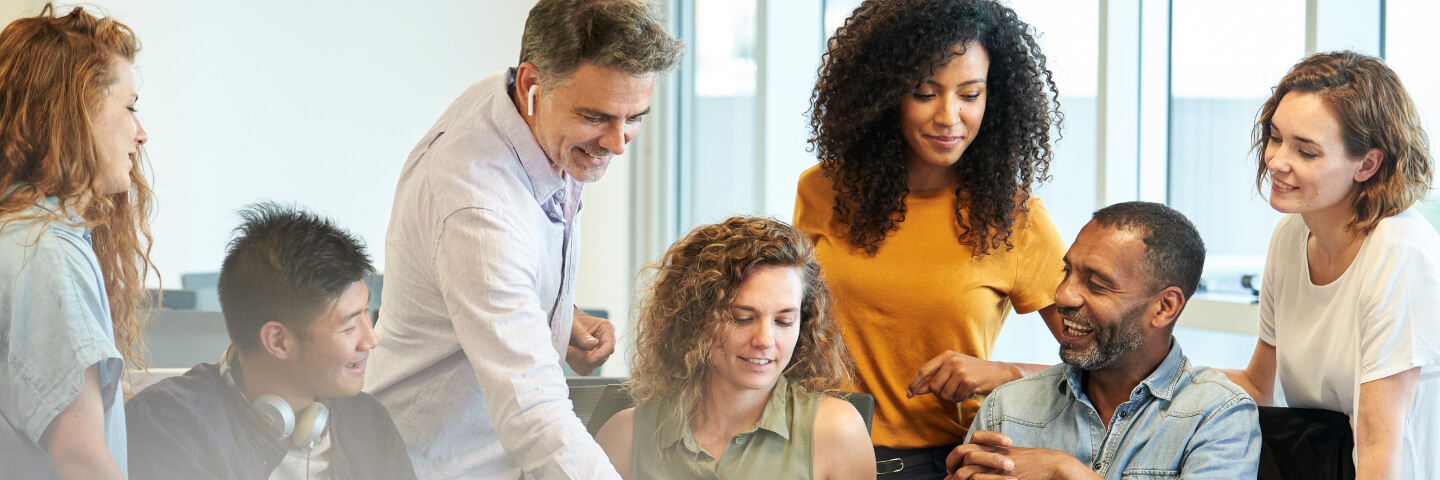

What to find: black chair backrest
left=836, top=392, right=875, bottom=434
left=1257, top=406, right=1355, bottom=480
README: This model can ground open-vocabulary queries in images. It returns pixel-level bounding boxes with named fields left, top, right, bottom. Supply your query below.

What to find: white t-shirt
left=1260, top=211, right=1440, bottom=479
left=269, top=429, right=332, bottom=480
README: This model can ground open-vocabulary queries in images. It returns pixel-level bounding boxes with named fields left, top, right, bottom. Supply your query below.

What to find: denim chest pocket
left=1107, top=406, right=1207, bottom=476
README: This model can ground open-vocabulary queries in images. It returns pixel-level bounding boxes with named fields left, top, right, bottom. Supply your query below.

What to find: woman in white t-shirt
left=1227, top=50, right=1439, bottom=479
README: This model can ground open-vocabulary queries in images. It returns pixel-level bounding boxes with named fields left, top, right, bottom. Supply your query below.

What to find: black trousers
left=875, top=444, right=959, bottom=479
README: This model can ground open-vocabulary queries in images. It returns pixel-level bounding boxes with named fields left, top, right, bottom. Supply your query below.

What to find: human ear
left=259, top=321, right=296, bottom=360
left=1354, top=148, right=1383, bottom=183
left=515, top=62, right=542, bottom=115
left=1150, top=287, right=1186, bottom=329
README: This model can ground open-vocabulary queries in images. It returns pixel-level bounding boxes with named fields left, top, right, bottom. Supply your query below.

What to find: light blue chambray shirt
left=363, top=69, right=614, bottom=480
left=967, top=341, right=1259, bottom=479
left=0, top=192, right=127, bottom=478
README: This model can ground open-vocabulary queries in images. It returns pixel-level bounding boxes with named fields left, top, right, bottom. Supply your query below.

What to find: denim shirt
left=0, top=193, right=126, bottom=477
left=967, top=341, right=1259, bottom=479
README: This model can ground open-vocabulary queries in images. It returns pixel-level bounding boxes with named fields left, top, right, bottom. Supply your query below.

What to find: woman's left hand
left=908, top=351, right=1023, bottom=403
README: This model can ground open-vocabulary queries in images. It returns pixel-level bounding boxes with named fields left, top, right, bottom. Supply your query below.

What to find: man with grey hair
left=363, top=1, right=682, bottom=478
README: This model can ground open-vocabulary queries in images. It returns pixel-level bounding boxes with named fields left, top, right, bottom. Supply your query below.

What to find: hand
left=909, top=351, right=1022, bottom=403
left=566, top=309, right=615, bottom=376
left=946, top=431, right=1015, bottom=480
left=946, top=431, right=1096, bottom=480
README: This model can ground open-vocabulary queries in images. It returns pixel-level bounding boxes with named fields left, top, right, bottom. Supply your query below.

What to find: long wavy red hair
left=0, top=4, right=157, bottom=369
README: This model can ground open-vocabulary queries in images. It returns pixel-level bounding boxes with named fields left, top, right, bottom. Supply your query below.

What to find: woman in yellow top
left=596, top=216, right=874, bottom=479
left=795, top=0, right=1066, bottom=477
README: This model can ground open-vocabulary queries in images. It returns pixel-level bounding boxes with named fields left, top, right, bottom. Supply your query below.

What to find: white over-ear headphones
left=221, top=349, right=329, bottom=450
left=527, top=84, right=538, bottom=117
left=251, top=393, right=329, bottom=450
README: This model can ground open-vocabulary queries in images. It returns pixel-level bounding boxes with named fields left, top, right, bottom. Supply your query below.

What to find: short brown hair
left=628, top=217, right=852, bottom=436
left=518, top=0, right=683, bottom=87
left=1253, top=51, right=1434, bottom=234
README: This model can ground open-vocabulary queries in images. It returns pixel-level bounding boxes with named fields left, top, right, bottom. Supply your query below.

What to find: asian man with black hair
left=126, top=202, right=415, bottom=480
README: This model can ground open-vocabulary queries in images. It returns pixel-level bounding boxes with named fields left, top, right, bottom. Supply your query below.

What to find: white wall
left=2, top=1, right=639, bottom=374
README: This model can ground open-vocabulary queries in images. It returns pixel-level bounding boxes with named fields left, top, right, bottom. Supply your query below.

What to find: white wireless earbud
left=527, top=85, right=538, bottom=117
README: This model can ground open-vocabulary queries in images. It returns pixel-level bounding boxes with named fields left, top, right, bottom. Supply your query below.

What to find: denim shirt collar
left=663, top=376, right=795, bottom=455
left=1062, top=338, right=1187, bottom=403
left=496, top=68, right=577, bottom=212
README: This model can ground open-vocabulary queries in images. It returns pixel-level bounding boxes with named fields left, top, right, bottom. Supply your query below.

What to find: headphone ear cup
left=289, top=402, right=329, bottom=450
left=251, top=395, right=295, bottom=439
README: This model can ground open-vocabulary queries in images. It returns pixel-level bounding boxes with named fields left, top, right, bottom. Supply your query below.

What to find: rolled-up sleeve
left=3, top=232, right=122, bottom=445
left=432, top=207, right=617, bottom=479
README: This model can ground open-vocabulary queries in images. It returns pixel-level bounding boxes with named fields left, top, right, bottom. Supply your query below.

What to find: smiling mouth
left=574, top=147, right=612, bottom=166
left=1272, top=179, right=1298, bottom=191
left=742, top=357, right=773, bottom=365
left=926, top=135, right=963, bottom=148
left=1062, top=318, right=1094, bottom=338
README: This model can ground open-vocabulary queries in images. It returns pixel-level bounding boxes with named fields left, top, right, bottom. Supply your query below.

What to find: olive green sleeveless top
left=631, top=376, right=821, bottom=479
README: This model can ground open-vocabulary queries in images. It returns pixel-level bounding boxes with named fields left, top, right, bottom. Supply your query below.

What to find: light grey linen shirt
left=0, top=192, right=127, bottom=478
left=363, top=70, right=615, bottom=479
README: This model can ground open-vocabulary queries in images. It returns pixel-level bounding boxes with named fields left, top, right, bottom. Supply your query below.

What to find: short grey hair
left=518, top=0, right=684, bottom=87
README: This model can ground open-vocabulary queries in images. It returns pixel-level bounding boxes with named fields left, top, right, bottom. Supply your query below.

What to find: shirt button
left=733, top=437, right=743, bottom=445
left=1093, top=462, right=1102, bottom=470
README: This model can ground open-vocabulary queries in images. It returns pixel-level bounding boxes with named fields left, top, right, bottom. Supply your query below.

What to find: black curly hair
left=808, top=0, right=1061, bottom=256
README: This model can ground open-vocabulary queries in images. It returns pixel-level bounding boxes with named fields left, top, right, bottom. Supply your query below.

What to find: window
left=1167, top=0, right=1305, bottom=263
left=1008, top=0, right=1099, bottom=243
left=1385, top=0, right=1440, bottom=228
left=681, top=0, right=760, bottom=229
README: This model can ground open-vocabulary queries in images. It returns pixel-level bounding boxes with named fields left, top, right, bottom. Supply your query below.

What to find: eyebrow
left=732, top=305, right=800, bottom=313
left=922, top=78, right=986, bottom=88
left=577, top=107, right=651, bottom=119
left=1270, top=125, right=1321, bottom=147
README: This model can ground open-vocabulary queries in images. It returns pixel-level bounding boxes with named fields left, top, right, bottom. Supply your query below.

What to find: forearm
left=51, top=455, right=125, bottom=480
left=44, top=365, right=124, bottom=480
left=1008, top=362, right=1049, bottom=377
left=1354, top=368, right=1418, bottom=480
left=1220, top=368, right=1271, bottom=406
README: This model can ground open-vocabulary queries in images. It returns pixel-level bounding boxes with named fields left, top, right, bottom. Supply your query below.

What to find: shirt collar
left=494, top=67, right=571, bottom=209
left=1062, top=338, right=1187, bottom=402
left=661, top=376, right=796, bottom=454
left=3, top=182, right=88, bottom=234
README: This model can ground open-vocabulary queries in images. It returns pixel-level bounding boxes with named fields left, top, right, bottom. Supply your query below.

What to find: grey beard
left=1059, top=302, right=1146, bottom=371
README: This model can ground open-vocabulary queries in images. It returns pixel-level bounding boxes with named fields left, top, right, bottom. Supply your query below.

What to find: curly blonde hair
left=627, top=216, right=853, bottom=432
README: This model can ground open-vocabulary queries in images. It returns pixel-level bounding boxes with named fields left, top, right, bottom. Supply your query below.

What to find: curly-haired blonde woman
left=596, top=216, right=874, bottom=479
left=795, top=0, right=1065, bottom=476
left=0, top=5, right=155, bottom=479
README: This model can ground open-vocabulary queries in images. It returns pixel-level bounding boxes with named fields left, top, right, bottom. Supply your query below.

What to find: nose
left=1264, top=146, right=1290, bottom=175
left=135, top=117, right=148, bottom=146
left=599, top=120, right=627, bottom=156
left=934, top=95, right=961, bottom=127
left=357, top=313, right=379, bottom=352
left=1054, top=273, right=1082, bottom=310
left=750, top=321, right=777, bottom=350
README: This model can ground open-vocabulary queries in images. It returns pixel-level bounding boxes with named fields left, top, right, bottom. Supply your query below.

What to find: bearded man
left=943, top=201, right=1261, bottom=480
